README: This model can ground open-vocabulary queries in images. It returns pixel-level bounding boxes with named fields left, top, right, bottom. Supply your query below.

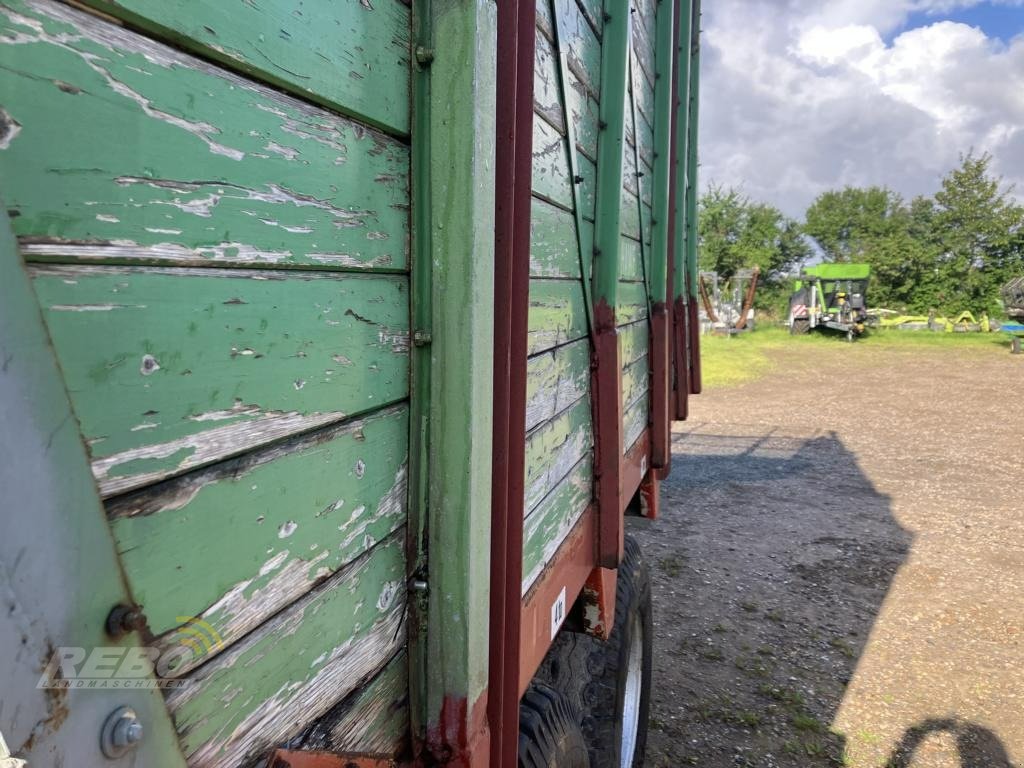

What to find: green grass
left=700, top=324, right=1012, bottom=390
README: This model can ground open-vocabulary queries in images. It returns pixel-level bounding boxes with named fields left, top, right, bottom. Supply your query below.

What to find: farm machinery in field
left=699, top=267, right=760, bottom=334
left=789, top=263, right=871, bottom=341
left=1002, top=277, right=1024, bottom=352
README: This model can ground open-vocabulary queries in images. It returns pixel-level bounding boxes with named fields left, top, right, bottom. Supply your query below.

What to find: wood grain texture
left=618, top=319, right=649, bottom=369
left=521, top=453, right=591, bottom=594
left=528, top=278, right=589, bottom=355
left=529, top=196, right=593, bottom=280
left=78, top=0, right=411, bottom=135
left=105, top=406, right=408, bottom=674
left=623, top=391, right=649, bottom=454
left=621, top=354, right=649, bottom=414
left=166, top=531, right=407, bottom=768
left=30, top=265, right=409, bottom=496
left=619, top=235, right=644, bottom=282
left=534, top=30, right=600, bottom=161
left=0, top=0, right=409, bottom=270
left=524, top=394, right=592, bottom=513
left=525, top=337, right=590, bottom=433
left=536, top=0, right=602, bottom=99
left=616, top=280, right=649, bottom=326
left=322, top=650, right=409, bottom=756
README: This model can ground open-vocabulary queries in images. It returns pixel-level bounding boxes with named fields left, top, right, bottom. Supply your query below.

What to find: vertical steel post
left=685, top=0, right=703, bottom=394
left=649, top=0, right=677, bottom=471
left=488, top=0, right=535, bottom=765
left=421, top=2, right=497, bottom=765
left=408, top=0, right=434, bottom=752
left=593, top=0, right=633, bottom=568
left=671, top=0, right=693, bottom=420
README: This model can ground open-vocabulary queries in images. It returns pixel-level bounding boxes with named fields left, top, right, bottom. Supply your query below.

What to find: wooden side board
left=521, top=454, right=592, bottom=594
left=106, top=405, right=408, bottom=675
left=524, top=394, right=592, bottom=513
left=77, top=0, right=411, bottom=135
left=0, top=0, right=409, bottom=272
left=525, top=338, right=590, bottom=433
left=166, top=531, right=407, bottom=768
left=31, top=265, right=410, bottom=496
left=297, top=650, right=410, bottom=758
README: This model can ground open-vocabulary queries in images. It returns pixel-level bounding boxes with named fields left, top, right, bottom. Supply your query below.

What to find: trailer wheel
left=791, top=319, right=811, bottom=335
left=518, top=683, right=591, bottom=768
left=537, top=535, right=652, bottom=768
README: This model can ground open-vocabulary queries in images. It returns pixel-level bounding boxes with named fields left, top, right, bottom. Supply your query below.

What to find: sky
left=698, top=0, right=1024, bottom=218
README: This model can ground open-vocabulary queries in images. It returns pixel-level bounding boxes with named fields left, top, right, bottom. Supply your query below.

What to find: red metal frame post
left=648, top=0, right=677, bottom=473
left=488, top=0, right=535, bottom=766
left=671, top=0, right=694, bottom=421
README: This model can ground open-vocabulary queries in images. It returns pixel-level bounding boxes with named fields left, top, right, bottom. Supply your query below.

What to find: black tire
left=519, top=683, right=591, bottom=768
left=790, top=318, right=811, bottom=335
left=535, top=535, right=653, bottom=768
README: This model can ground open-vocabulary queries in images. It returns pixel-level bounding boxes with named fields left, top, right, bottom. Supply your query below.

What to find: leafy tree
left=931, top=152, right=1024, bottom=313
left=803, top=187, right=907, bottom=263
left=698, top=185, right=810, bottom=282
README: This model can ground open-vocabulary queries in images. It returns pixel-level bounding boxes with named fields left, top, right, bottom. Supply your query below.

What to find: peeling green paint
left=78, top=0, right=411, bottom=135
left=0, top=0, right=409, bottom=271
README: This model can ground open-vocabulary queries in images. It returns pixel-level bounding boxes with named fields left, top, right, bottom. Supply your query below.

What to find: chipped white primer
left=91, top=409, right=346, bottom=497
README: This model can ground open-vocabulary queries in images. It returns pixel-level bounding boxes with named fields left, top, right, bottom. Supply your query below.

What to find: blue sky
left=900, top=4, right=1024, bottom=43
left=700, top=0, right=1024, bottom=217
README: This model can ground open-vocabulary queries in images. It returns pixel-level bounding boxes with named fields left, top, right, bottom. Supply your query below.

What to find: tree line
left=698, top=152, right=1024, bottom=316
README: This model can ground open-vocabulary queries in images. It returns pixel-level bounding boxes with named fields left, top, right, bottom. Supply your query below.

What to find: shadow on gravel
left=633, top=429, right=1015, bottom=767
left=886, top=719, right=1014, bottom=768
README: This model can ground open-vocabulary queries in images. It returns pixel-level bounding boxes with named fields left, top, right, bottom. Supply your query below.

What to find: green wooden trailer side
left=0, top=1, right=702, bottom=766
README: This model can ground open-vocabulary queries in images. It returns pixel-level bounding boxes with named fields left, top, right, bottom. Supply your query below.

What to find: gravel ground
left=632, top=340, right=1023, bottom=768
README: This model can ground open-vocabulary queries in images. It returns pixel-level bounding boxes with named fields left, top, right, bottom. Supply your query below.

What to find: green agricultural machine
left=789, top=263, right=871, bottom=340
left=0, top=1, right=704, bottom=767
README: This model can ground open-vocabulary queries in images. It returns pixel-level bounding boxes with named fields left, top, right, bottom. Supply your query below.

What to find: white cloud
left=698, top=0, right=1024, bottom=217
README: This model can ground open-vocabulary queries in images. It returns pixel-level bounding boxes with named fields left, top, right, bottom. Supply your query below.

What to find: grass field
left=700, top=324, right=1013, bottom=390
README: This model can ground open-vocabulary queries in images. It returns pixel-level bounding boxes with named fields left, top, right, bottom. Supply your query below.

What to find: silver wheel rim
left=620, top=613, right=643, bottom=767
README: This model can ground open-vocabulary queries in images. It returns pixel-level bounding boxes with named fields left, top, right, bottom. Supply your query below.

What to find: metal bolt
left=410, top=579, right=428, bottom=593
left=415, top=46, right=434, bottom=66
left=101, top=706, right=143, bottom=758
left=105, top=604, right=145, bottom=640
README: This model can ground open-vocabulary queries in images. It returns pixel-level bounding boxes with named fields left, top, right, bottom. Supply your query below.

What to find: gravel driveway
left=633, top=340, right=1023, bottom=767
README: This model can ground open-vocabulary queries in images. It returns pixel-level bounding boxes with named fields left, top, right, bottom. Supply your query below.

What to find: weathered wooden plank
left=575, top=0, right=604, bottom=36
left=30, top=265, right=409, bottom=496
left=0, top=0, right=409, bottom=270
left=623, top=392, right=649, bottom=454
left=621, top=354, right=649, bottom=413
left=528, top=278, right=589, bottom=355
left=524, top=394, right=592, bottom=512
left=619, top=235, right=644, bottom=282
left=534, top=32, right=601, bottom=161
left=323, top=651, right=409, bottom=756
left=525, top=337, right=590, bottom=433
left=631, top=1, right=658, bottom=93
left=618, top=319, right=649, bottom=369
left=298, top=650, right=409, bottom=757
left=619, top=187, right=642, bottom=246
left=530, top=196, right=593, bottom=280
left=522, top=453, right=591, bottom=594
left=616, top=280, right=649, bottom=325
left=105, top=406, right=408, bottom=674
left=622, top=146, right=653, bottom=211
left=78, top=0, right=411, bottom=135
left=166, top=532, right=406, bottom=768
left=536, top=0, right=602, bottom=99
left=532, top=115, right=574, bottom=211
left=625, top=109, right=656, bottom=176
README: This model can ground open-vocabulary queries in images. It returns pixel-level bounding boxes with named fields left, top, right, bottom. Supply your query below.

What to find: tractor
left=789, top=263, right=871, bottom=341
